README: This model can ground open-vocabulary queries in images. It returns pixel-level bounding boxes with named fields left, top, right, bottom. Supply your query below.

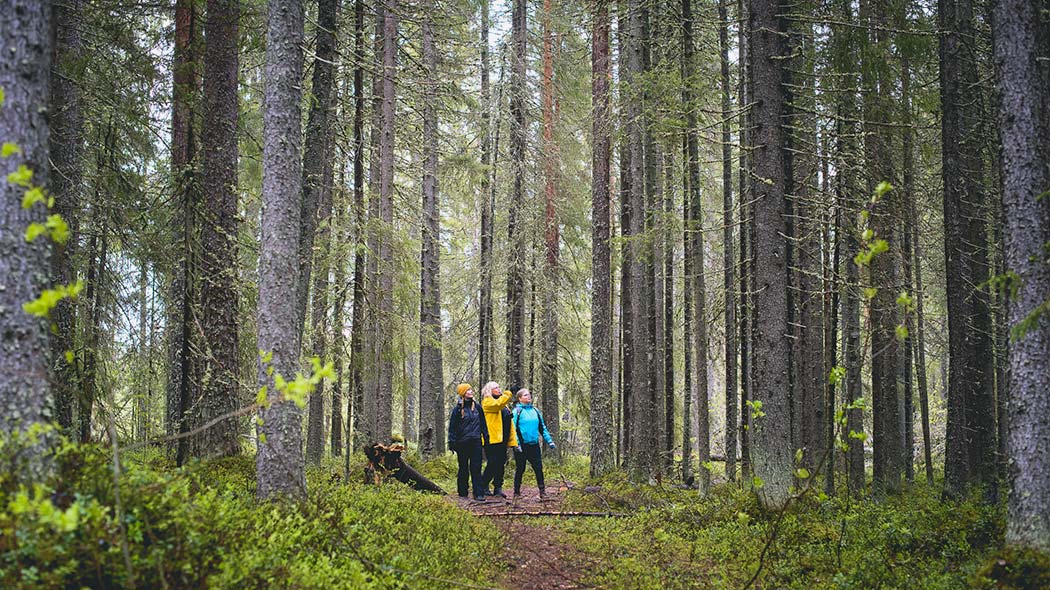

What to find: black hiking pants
left=513, top=443, right=545, bottom=494
left=481, top=443, right=508, bottom=492
left=454, top=439, right=485, bottom=499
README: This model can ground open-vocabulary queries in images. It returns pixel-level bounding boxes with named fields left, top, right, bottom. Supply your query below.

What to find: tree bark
left=257, top=0, right=306, bottom=499
left=992, top=0, right=1050, bottom=550
left=297, top=0, right=340, bottom=338
left=305, top=0, right=340, bottom=466
left=589, top=0, right=613, bottom=477
left=478, top=0, right=494, bottom=385
left=748, top=0, right=793, bottom=509
left=719, top=0, right=738, bottom=483
left=0, top=0, right=53, bottom=481
left=197, top=0, right=241, bottom=458
left=862, top=0, right=903, bottom=495
left=348, top=0, right=367, bottom=451
left=372, top=0, right=399, bottom=445
left=419, top=0, right=444, bottom=458
left=167, top=0, right=200, bottom=458
left=506, top=0, right=527, bottom=389
left=541, top=0, right=560, bottom=453
left=48, top=0, right=84, bottom=431
left=939, top=0, right=998, bottom=502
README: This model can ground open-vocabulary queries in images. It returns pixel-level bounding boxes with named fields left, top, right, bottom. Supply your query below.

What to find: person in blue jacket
left=511, top=388, right=556, bottom=499
left=448, top=383, right=489, bottom=501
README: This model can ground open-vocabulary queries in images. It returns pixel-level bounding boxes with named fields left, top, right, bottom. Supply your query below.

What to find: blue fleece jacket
left=512, top=404, right=553, bottom=446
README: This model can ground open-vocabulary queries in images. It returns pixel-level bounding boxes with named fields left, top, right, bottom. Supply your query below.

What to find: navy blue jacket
left=447, top=398, right=489, bottom=448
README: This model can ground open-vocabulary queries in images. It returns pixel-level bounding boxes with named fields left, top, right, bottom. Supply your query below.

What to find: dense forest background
left=0, top=0, right=1048, bottom=587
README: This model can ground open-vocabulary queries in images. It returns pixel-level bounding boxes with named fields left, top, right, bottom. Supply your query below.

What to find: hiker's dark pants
left=454, top=439, right=485, bottom=498
left=482, top=443, right=508, bottom=491
left=513, top=443, right=545, bottom=494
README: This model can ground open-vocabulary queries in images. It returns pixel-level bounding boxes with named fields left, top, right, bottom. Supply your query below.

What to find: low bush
left=0, top=435, right=503, bottom=589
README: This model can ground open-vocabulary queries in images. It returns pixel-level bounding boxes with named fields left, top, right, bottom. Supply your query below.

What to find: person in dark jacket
left=512, top=388, right=556, bottom=499
left=447, top=383, right=489, bottom=501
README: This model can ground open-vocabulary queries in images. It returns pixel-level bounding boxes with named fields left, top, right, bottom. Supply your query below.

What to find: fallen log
left=476, top=511, right=627, bottom=518
left=363, top=442, right=446, bottom=494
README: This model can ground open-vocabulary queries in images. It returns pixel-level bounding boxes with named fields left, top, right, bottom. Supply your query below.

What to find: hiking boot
left=473, top=494, right=487, bottom=502
left=539, top=489, right=548, bottom=500
left=493, top=487, right=508, bottom=499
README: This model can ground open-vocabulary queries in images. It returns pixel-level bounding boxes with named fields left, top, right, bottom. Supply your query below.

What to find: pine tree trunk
left=306, top=124, right=335, bottom=466
left=863, top=0, right=903, bottom=495
left=167, top=0, right=200, bottom=456
left=198, top=0, right=241, bottom=458
left=541, top=0, right=561, bottom=453
left=900, top=50, right=916, bottom=483
left=419, top=0, right=444, bottom=459
left=737, top=0, right=751, bottom=481
left=478, top=0, right=494, bottom=385
left=939, top=0, right=997, bottom=502
left=506, top=0, right=528, bottom=389
left=0, top=0, right=53, bottom=480
left=256, top=0, right=306, bottom=500
left=992, top=0, right=1050, bottom=550
left=748, top=0, right=793, bottom=509
left=297, top=0, right=340, bottom=338
left=49, top=0, right=84, bottom=431
left=589, top=0, right=613, bottom=477
left=719, top=0, right=738, bottom=483
left=372, top=0, right=399, bottom=446
left=348, top=0, right=367, bottom=451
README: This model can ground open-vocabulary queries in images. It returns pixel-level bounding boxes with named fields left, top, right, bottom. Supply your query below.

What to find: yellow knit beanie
left=456, top=383, right=472, bottom=398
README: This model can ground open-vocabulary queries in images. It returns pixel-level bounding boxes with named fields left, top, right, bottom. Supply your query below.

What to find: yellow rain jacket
left=482, top=389, right=518, bottom=446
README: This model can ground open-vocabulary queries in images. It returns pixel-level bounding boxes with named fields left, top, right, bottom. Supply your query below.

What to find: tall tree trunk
left=590, top=0, right=613, bottom=477
left=663, top=151, right=675, bottom=474
left=305, top=0, right=340, bottom=466
left=719, top=0, right=738, bottom=483
left=863, top=0, right=903, bottom=495
left=168, top=0, right=200, bottom=457
left=82, top=223, right=108, bottom=444
left=197, top=0, right=241, bottom=458
left=737, top=0, right=751, bottom=480
left=419, top=0, right=444, bottom=459
left=0, top=0, right=53, bottom=480
left=748, top=0, right=792, bottom=509
left=911, top=211, right=934, bottom=482
left=624, top=0, right=653, bottom=479
left=348, top=0, right=367, bottom=450
left=617, top=0, right=633, bottom=466
left=306, top=122, right=335, bottom=465
left=297, top=0, right=340, bottom=338
left=256, top=0, right=306, bottom=499
left=992, top=0, right=1050, bottom=550
left=49, top=0, right=84, bottom=431
left=541, top=0, right=561, bottom=452
left=478, top=0, right=494, bottom=385
left=900, top=49, right=916, bottom=483
left=505, top=0, right=527, bottom=389
left=331, top=173, right=347, bottom=457
left=833, top=0, right=865, bottom=496
left=682, top=0, right=709, bottom=492
left=939, top=0, right=997, bottom=502
left=372, top=0, right=399, bottom=445
left=137, top=266, right=150, bottom=442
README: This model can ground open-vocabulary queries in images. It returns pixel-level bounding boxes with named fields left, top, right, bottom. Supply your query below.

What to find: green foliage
left=974, top=546, right=1050, bottom=590
left=556, top=478, right=1010, bottom=589
left=0, top=439, right=503, bottom=589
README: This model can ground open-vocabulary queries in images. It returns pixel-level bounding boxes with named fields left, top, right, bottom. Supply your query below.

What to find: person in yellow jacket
left=480, top=381, right=517, bottom=499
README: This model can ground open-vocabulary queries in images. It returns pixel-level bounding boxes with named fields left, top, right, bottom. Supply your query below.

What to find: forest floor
left=453, top=483, right=600, bottom=590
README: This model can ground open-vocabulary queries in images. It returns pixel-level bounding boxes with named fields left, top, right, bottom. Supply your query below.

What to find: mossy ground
left=1, top=440, right=1045, bottom=590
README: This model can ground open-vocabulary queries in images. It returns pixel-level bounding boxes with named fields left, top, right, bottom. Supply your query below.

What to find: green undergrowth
left=0, top=438, right=503, bottom=589
left=554, top=471, right=1046, bottom=590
